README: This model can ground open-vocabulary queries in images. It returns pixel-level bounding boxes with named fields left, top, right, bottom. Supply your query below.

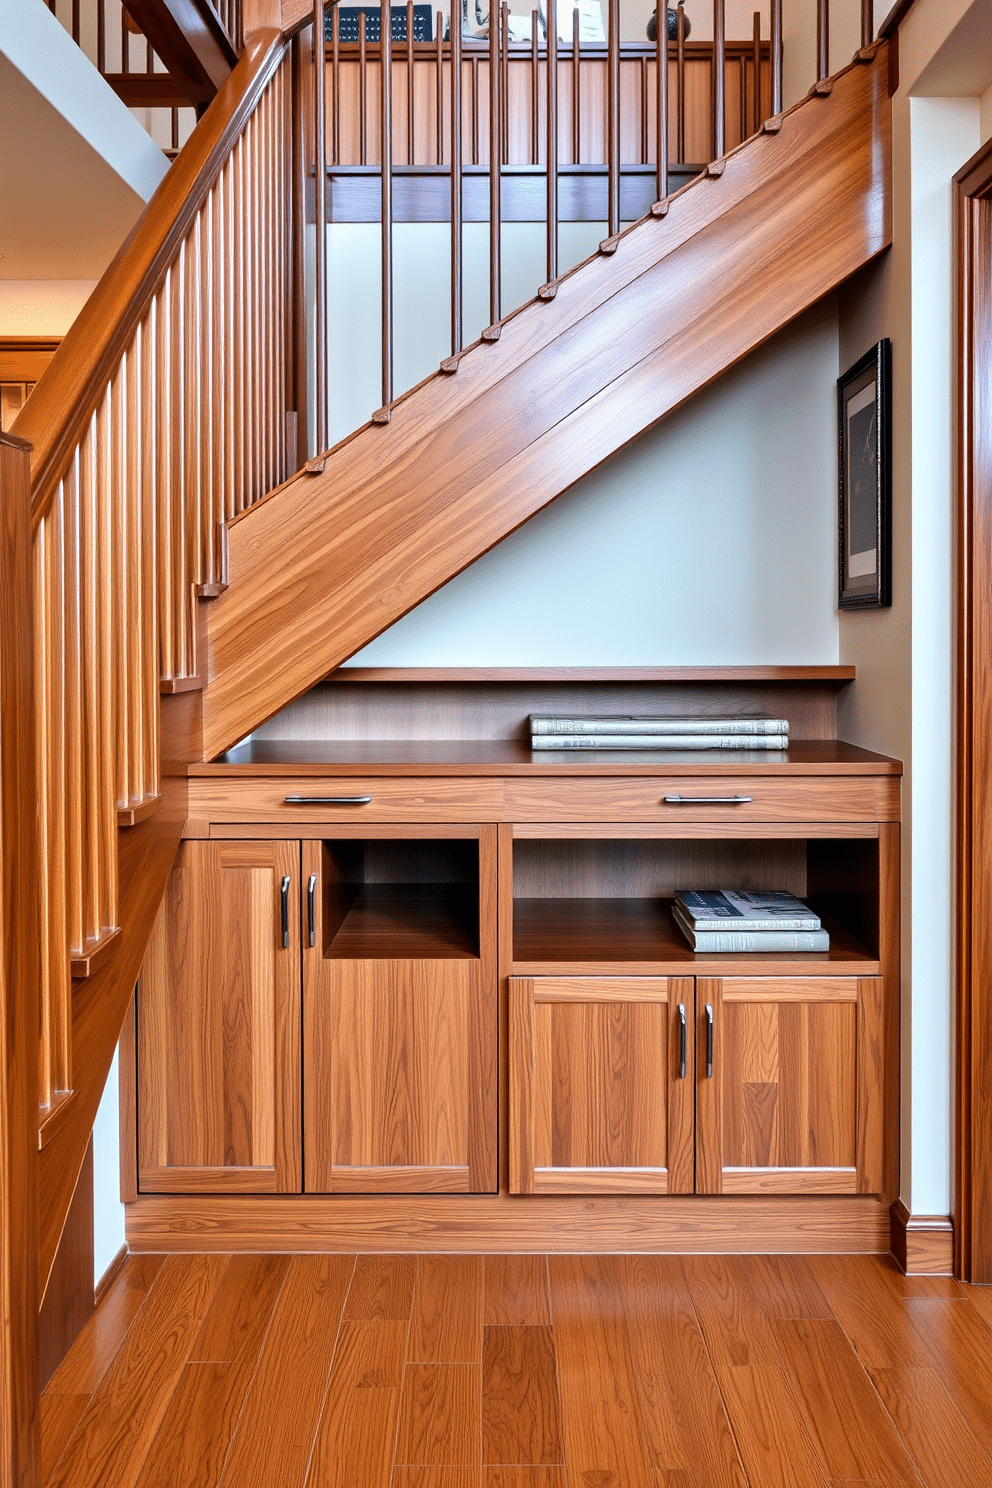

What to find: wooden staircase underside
left=202, top=45, right=891, bottom=759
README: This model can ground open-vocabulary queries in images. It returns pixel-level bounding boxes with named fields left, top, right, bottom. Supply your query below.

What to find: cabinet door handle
left=307, top=873, right=317, bottom=948
left=284, top=795, right=373, bottom=806
left=280, top=875, right=291, bottom=948
left=677, top=1003, right=687, bottom=1079
left=662, top=795, right=752, bottom=805
left=705, top=1003, right=714, bottom=1078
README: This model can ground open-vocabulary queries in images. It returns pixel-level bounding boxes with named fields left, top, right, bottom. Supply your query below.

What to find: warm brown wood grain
left=202, top=46, right=892, bottom=757
left=188, top=1253, right=291, bottom=1364
left=303, top=829, right=497, bottom=1193
left=39, top=1143, right=94, bottom=1389
left=131, top=1361, right=251, bottom=1488
left=123, top=0, right=238, bottom=105
left=137, top=839, right=303, bottom=1192
left=126, top=1190, right=892, bottom=1253
left=482, top=1327, right=563, bottom=1466
left=395, top=1365, right=481, bottom=1465
left=508, top=977, right=694, bottom=1194
left=889, top=1202, right=954, bottom=1276
left=0, top=340, right=61, bottom=383
left=409, top=1257, right=483, bottom=1362
left=39, top=1391, right=89, bottom=1486
left=484, top=1256, right=550, bottom=1326
left=695, top=977, right=884, bottom=1197
left=955, top=135, right=992, bottom=1283
left=0, top=430, right=42, bottom=1488
left=46, top=1255, right=165, bottom=1399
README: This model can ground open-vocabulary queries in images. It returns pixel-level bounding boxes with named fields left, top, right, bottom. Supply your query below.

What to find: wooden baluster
left=314, top=1, right=328, bottom=450
left=332, top=3, right=340, bottom=164
left=712, top=0, right=725, bottom=160
left=489, top=17, right=500, bottom=324
left=656, top=0, right=667, bottom=199
left=72, top=0, right=81, bottom=42
left=607, top=0, right=619, bottom=236
left=531, top=9, right=539, bottom=166
left=862, top=0, right=873, bottom=48
left=546, top=0, right=557, bottom=283
left=572, top=5, right=580, bottom=164
left=501, top=2, right=509, bottom=163
left=435, top=11, right=443, bottom=165
left=770, top=0, right=782, bottom=114
left=676, top=1, right=685, bottom=162
left=381, top=0, right=393, bottom=407
left=451, top=3, right=463, bottom=352
left=752, top=10, right=761, bottom=135
left=738, top=54, right=745, bottom=141
left=407, top=0, right=415, bottom=164
left=171, top=107, right=179, bottom=151
left=472, top=56, right=479, bottom=163
left=98, top=0, right=106, bottom=72
left=359, top=13, right=368, bottom=163
left=146, top=35, right=153, bottom=71
left=817, top=0, right=828, bottom=81
left=640, top=56, right=648, bottom=165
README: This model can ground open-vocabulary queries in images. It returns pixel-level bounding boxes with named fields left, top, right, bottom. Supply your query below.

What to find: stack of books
left=529, top=714, right=790, bottom=750
left=672, top=889, right=829, bottom=953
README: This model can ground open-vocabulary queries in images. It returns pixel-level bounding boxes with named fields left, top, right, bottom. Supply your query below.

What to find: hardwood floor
left=39, top=1252, right=992, bottom=1488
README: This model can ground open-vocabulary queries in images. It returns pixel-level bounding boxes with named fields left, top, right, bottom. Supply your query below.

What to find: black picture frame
left=838, top=338, right=891, bottom=610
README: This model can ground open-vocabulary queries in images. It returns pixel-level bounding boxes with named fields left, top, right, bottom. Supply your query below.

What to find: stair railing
left=13, top=27, right=299, bottom=1163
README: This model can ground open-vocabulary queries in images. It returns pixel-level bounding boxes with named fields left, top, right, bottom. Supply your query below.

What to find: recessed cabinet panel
left=137, top=840, right=302, bottom=1194
left=303, top=831, right=498, bottom=1192
left=695, top=976, right=884, bottom=1195
left=509, top=977, right=695, bottom=1194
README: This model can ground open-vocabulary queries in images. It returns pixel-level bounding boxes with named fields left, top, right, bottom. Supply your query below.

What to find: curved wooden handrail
left=16, top=25, right=285, bottom=524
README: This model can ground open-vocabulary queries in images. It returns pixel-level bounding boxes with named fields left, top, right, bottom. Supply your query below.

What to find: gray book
left=529, top=714, right=789, bottom=736
left=672, top=904, right=830, bottom=953
left=530, top=733, right=790, bottom=750
left=674, top=888, right=821, bottom=932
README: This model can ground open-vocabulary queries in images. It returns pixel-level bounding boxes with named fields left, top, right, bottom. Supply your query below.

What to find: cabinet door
left=302, top=835, right=498, bottom=1192
left=508, top=977, right=695, bottom=1194
left=695, top=976, right=884, bottom=1195
left=137, top=840, right=302, bottom=1193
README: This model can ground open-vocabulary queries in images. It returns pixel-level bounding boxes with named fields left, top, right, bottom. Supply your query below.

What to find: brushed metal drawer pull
left=280, top=876, right=290, bottom=948
left=284, top=795, right=373, bottom=805
left=662, top=794, right=753, bottom=805
left=677, top=1003, right=687, bottom=1080
left=307, top=873, right=317, bottom=948
left=705, top=1003, right=715, bottom=1079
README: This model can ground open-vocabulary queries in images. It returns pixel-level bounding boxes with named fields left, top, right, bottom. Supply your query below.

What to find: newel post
left=0, top=430, right=41, bottom=1488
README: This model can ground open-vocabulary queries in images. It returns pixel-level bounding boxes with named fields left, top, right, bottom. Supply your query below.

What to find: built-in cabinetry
left=130, top=667, right=901, bottom=1253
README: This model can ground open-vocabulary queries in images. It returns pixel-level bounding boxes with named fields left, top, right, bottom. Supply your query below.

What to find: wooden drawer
left=503, top=775, right=899, bottom=824
left=188, top=776, right=504, bottom=823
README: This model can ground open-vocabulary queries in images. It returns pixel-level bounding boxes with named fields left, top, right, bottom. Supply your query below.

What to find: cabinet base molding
left=126, top=1193, right=890, bottom=1255
left=889, top=1199, right=954, bottom=1275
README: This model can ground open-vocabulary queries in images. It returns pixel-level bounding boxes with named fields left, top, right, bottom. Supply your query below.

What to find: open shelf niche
left=320, top=837, right=480, bottom=958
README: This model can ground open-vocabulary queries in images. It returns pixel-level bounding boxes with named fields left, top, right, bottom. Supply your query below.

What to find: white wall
left=0, top=280, right=97, bottom=336
left=91, top=1050, right=126, bottom=1286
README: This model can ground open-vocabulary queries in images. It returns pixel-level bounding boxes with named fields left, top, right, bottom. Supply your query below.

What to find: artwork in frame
left=838, top=339, right=891, bottom=609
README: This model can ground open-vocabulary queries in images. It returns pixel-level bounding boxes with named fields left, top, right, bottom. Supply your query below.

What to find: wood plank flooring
left=39, top=1253, right=992, bottom=1488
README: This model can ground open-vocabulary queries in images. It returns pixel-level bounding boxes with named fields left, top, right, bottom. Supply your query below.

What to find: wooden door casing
left=302, top=828, right=498, bottom=1193
left=137, top=839, right=303, bottom=1193
left=508, top=976, right=695, bottom=1194
left=695, top=975, right=884, bottom=1195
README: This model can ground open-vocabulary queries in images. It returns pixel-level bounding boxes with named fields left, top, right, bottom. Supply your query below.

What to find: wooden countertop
left=195, top=739, right=903, bottom=776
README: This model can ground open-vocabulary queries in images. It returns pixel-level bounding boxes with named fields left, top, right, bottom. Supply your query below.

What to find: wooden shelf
left=324, top=666, right=857, bottom=683
left=326, top=884, right=479, bottom=959
left=511, top=898, right=879, bottom=974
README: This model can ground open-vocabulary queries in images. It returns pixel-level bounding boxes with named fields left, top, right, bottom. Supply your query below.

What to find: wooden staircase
left=202, top=42, right=891, bottom=759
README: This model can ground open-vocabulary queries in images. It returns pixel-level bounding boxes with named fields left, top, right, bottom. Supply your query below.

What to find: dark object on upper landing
left=647, top=5, right=691, bottom=41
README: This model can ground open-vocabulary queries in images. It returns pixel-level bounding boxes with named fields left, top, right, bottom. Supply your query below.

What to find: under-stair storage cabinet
left=138, top=840, right=302, bottom=1193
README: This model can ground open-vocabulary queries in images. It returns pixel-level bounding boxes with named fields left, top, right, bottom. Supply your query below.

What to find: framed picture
left=838, top=339, right=891, bottom=609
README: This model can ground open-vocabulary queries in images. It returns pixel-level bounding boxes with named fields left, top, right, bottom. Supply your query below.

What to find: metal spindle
left=752, top=10, right=761, bottom=135
left=381, top=0, right=393, bottom=406
left=712, top=0, right=725, bottom=161
left=656, top=0, right=668, bottom=200
left=572, top=6, right=580, bottom=164
left=313, top=3, right=328, bottom=450
left=332, top=4, right=340, bottom=164
left=817, top=0, right=828, bottom=80
left=451, top=6, right=463, bottom=351
left=489, top=16, right=501, bottom=324
left=435, top=11, right=443, bottom=165
left=676, top=2, right=686, bottom=162
left=770, top=0, right=782, bottom=114
left=407, top=0, right=415, bottom=164
left=607, top=0, right=619, bottom=236
left=861, top=0, right=873, bottom=49
left=546, top=0, right=558, bottom=283
left=501, top=2, right=509, bottom=163
left=531, top=9, right=540, bottom=165
left=359, top=14, right=368, bottom=163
